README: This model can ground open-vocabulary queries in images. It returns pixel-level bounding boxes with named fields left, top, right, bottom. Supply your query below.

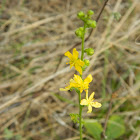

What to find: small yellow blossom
left=60, top=74, right=93, bottom=93
left=65, top=48, right=85, bottom=75
left=80, top=90, right=101, bottom=113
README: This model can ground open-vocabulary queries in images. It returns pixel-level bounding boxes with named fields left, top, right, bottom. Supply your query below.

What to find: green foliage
left=106, top=115, right=125, bottom=140
left=112, top=12, right=121, bottom=21
left=0, top=0, right=6, bottom=15
left=84, top=115, right=125, bottom=140
left=4, top=128, right=13, bottom=140
left=4, top=128, right=22, bottom=140
left=15, top=135, right=22, bottom=140
left=28, top=66, right=42, bottom=74
left=84, top=119, right=103, bottom=140
left=135, top=70, right=140, bottom=82
left=69, top=113, right=79, bottom=123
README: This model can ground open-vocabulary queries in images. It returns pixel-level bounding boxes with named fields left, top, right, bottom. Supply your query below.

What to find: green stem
left=79, top=24, right=86, bottom=140
left=81, top=24, right=86, bottom=61
left=79, top=93, right=83, bottom=140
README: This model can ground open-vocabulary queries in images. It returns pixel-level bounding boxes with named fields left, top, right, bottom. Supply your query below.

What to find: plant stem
left=79, top=24, right=86, bottom=140
left=81, top=24, right=86, bottom=61
left=79, top=92, right=83, bottom=140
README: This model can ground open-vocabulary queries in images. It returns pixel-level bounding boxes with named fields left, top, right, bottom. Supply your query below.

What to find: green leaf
left=4, top=128, right=13, bottom=139
left=15, top=135, right=22, bottom=140
left=84, top=119, right=103, bottom=140
left=106, top=115, right=125, bottom=140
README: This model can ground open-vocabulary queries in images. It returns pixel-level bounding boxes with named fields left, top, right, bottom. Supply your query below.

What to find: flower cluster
left=60, top=10, right=101, bottom=114
left=60, top=48, right=101, bottom=113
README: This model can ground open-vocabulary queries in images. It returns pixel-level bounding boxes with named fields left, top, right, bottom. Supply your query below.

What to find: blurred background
left=0, top=0, right=140, bottom=140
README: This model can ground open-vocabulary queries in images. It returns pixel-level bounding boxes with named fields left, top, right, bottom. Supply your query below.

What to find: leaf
left=106, top=115, right=125, bottom=140
left=84, top=119, right=103, bottom=140
left=4, top=128, right=13, bottom=139
left=15, top=135, right=22, bottom=140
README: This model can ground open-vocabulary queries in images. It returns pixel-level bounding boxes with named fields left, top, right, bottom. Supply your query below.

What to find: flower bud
left=84, top=59, right=90, bottom=66
left=87, top=10, right=94, bottom=16
left=75, top=27, right=84, bottom=39
left=86, top=20, right=96, bottom=28
left=77, top=11, right=85, bottom=19
left=84, top=48, right=94, bottom=56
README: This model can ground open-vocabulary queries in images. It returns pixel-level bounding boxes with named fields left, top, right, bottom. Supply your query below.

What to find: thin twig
left=55, top=0, right=109, bottom=72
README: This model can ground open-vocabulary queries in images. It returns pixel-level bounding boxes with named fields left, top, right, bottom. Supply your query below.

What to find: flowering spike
left=60, top=10, right=101, bottom=139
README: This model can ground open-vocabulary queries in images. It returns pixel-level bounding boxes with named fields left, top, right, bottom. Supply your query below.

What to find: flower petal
left=89, top=92, right=95, bottom=101
left=80, top=99, right=88, bottom=105
left=69, top=78, right=78, bottom=88
left=73, top=74, right=83, bottom=84
left=73, top=48, right=79, bottom=60
left=87, top=105, right=92, bottom=113
left=91, top=102, right=102, bottom=108
left=59, top=87, right=69, bottom=91
left=77, top=59, right=85, bottom=67
left=70, top=83, right=78, bottom=88
left=65, top=51, right=73, bottom=60
left=75, top=65, right=83, bottom=75
left=80, top=88, right=84, bottom=93
left=70, top=63, right=74, bottom=68
left=84, top=74, right=93, bottom=84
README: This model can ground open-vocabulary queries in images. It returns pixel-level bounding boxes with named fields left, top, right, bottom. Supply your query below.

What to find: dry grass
left=0, top=0, right=140, bottom=139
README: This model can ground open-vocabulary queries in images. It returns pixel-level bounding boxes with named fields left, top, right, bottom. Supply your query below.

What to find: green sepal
left=84, top=59, right=90, bottom=66
left=70, top=87, right=80, bottom=94
left=82, top=59, right=90, bottom=71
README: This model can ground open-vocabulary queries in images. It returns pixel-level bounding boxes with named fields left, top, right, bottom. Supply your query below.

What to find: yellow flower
left=80, top=90, right=101, bottom=113
left=60, top=74, right=93, bottom=93
left=65, top=48, right=85, bottom=75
